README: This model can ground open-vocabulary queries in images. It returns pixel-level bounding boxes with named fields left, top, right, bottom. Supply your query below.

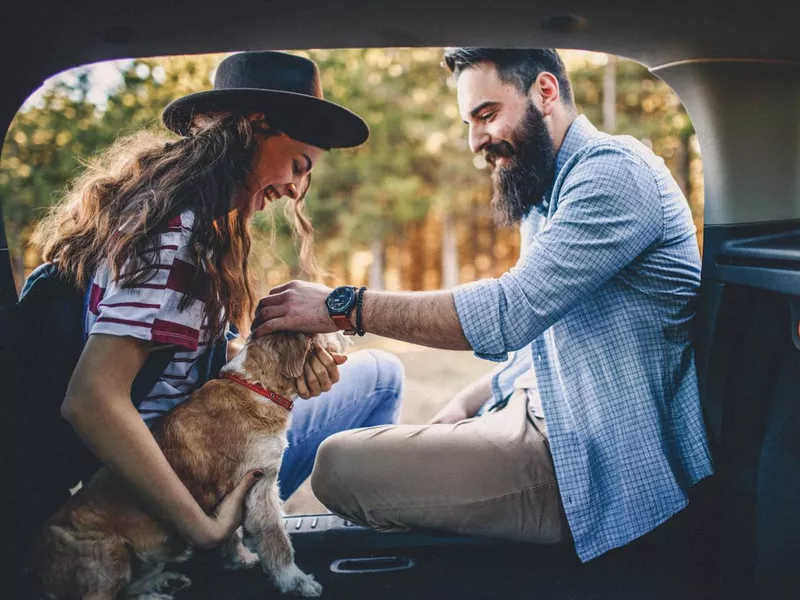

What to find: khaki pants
left=310, top=389, right=570, bottom=544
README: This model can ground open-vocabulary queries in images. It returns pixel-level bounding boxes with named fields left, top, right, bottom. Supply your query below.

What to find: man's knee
left=310, top=432, right=356, bottom=510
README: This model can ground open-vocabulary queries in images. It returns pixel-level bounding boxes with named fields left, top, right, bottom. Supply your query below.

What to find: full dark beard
left=487, top=103, right=557, bottom=227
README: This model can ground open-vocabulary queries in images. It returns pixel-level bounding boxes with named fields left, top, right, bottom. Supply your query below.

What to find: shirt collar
left=534, top=115, right=601, bottom=215
left=555, top=114, right=602, bottom=176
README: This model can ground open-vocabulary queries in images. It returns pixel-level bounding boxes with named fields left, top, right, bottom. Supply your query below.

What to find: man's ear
left=278, top=333, right=310, bottom=379
left=532, top=72, right=560, bottom=117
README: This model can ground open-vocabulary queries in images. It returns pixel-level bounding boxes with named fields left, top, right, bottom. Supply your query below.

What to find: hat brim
left=162, top=88, right=369, bottom=149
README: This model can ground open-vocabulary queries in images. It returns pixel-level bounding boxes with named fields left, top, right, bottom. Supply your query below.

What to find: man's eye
left=480, top=112, right=494, bottom=122
left=292, top=160, right=300, bottom=175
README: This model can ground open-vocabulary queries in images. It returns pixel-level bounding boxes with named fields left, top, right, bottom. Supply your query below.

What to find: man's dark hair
left=443, top=48, right=575, bottom=110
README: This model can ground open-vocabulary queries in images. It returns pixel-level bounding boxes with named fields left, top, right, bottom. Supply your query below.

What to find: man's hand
left=428, top=369, right=496, bottom=424
left=429, top=397, right=472, bottom=425
left=251, top=281, right=336, bottom=338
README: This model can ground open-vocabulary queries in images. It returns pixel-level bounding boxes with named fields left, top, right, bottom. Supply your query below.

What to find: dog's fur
left=31, top=331, right=344, bottom=599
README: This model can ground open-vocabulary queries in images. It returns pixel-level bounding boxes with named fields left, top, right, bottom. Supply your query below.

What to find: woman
left=31, top=51, right=404, bottom=550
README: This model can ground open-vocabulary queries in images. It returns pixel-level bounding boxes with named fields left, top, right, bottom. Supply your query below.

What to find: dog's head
left=239, top=331, right=350, bottom=395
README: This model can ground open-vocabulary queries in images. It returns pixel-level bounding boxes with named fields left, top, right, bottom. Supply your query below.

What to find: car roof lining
left=3, top=0, right=799, bottom=90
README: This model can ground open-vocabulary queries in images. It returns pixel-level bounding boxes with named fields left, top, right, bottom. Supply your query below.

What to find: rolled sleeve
left=453, top=278, right=508, bottom=361
left=87, top=217, right=207, bottom=352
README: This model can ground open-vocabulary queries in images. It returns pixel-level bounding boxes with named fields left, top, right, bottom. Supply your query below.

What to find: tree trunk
left=441, top=212, right=459, bottom=288
left=603, top=55, right=617, bottom=134
left=14, top=249, right=24, bottom=292
left=368, top=238, right=385, bottom=290
left=675, top=133, right=692, bottom=198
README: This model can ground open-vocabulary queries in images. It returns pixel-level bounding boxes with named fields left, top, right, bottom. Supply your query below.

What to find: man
left=251, top=48, right=713, bottom=562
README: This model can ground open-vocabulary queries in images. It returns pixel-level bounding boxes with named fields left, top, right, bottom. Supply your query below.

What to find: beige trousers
left=310, top=389, right=570, bottom=544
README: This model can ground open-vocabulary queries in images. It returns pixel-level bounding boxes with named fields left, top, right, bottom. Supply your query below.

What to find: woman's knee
left=365, top=349, right=404, bottom=396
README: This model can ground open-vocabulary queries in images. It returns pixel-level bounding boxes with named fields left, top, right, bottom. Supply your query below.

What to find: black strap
left=130, top=347, right=178, bottom=408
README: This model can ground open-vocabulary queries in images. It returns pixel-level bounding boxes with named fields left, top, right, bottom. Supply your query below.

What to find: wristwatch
left=325, top=286, right=357, bottom=335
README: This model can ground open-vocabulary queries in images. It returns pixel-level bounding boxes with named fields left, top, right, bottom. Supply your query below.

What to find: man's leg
left=311, top=390, right=569, bottom=544
left=277, top=349, right=404, bottom=500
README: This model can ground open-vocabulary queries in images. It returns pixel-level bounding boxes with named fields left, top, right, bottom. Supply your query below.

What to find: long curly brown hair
left=33, top=112, right=318, bottom=341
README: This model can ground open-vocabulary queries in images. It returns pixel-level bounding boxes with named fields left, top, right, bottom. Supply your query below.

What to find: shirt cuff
left=452, top=278, right=508, bottom=363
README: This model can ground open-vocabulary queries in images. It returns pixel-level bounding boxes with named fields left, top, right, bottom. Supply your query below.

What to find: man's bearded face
left=484, top=102, right=557, bottom=226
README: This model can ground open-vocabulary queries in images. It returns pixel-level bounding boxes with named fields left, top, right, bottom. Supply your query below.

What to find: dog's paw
left=159, top=572, right=192, bottom=594
left=274, top=563, right=323, bottom=597
left=222, top=544, right=260, bottom=570
left=126, top=572, right=191, bottom=599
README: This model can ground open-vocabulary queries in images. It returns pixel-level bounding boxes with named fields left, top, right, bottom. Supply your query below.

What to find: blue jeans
left=277, top=349, right=404, bottom=500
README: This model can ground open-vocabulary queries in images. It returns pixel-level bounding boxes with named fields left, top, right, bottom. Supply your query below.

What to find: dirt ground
left=283, top=334, right=497, bottom=515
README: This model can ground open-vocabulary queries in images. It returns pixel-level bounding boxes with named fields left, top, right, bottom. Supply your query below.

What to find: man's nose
left=469, top=126, right=490, bottom=154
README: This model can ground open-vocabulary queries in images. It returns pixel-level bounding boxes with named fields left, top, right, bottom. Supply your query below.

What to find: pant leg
left=277, top=349, right=404, bottom=500
left=311, top=389, right=569, bottom=544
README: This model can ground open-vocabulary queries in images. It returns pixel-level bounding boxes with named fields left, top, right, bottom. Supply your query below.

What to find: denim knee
left=366, top=349, right=405, bottom=396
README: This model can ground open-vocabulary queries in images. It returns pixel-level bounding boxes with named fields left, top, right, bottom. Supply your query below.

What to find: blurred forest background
left=0, top=48, right=705, bottom=513
left=1, top=48, right=703, bottom=294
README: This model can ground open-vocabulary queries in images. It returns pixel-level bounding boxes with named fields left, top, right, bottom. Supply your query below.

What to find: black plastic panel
left=703, top=221, right=800, bottom=296
left=692, top=222, right=800, bottom=598
left=0, top=201, right=17, bottom=307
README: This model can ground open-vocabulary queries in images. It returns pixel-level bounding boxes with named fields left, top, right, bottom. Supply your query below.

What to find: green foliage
left=570, top=57, right=694, bottom=168
left=1, top=49, right=697, bottom=282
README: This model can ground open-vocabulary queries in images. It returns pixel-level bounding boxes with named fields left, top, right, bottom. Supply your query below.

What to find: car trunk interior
left=2, top=2, right=800, bottom=598
left=174, top=223, right=800, bottom=600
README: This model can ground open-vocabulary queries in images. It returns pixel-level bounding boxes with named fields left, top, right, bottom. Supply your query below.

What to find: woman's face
left=237, top=128, right=324, bottom=219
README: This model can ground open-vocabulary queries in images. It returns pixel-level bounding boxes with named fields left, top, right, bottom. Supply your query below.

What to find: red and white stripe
left=85, top=211, right=215, bottom=421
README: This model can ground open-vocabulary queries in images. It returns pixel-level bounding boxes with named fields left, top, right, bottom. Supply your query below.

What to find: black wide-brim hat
left=162, top=51, right=369, bottom=150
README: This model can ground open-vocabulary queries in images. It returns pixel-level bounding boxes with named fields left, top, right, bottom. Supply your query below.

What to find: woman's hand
left=296, top=343, right=348, bottom=399
left=192, top=468, right=265, bottom=550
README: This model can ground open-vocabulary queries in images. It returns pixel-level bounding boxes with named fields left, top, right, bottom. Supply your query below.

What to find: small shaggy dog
left=31, top=331, right=344, bottom=599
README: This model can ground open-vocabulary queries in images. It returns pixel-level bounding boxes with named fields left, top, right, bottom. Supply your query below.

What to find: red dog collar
left=221, top=373, right=294, bottom=411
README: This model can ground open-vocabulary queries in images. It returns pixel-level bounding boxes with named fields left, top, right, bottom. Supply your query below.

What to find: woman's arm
left=61, top=334, right=260, bottom=549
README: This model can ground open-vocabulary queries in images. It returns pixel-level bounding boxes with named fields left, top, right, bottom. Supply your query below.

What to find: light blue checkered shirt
left=453, top=115, right=714, bottom=562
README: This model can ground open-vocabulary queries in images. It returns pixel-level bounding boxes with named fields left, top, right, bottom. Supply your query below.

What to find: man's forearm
left=361, top=290, right=472, bottom=351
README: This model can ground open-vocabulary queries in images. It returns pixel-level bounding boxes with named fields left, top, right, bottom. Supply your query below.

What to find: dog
left=31, top=331, right=345, bottom=599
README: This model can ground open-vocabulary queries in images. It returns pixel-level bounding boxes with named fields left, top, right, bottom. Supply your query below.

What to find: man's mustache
left=484, top=141, right=515, bottom=168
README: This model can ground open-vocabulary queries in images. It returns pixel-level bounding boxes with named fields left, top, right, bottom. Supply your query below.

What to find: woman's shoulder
left=167, top=210, right=196, bottom=234
left=158, top=210, right=197, bottom=256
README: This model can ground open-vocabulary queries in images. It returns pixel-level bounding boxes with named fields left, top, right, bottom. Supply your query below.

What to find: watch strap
left=331, top=313, right=356, bottom=334
left=355, top=286, right=366, bottom=336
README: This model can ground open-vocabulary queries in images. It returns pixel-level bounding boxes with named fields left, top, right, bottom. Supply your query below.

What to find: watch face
left=326, top=286, right=356, bottom=314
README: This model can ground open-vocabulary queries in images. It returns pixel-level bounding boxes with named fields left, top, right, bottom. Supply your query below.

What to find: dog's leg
left=219, top=526, right=260, bottom=571
left=244, top=478, right=322, bottom=597
left=123, top=562, right=191, bottom=600
left=72, top=534, right=132, bottom=600
left=83, top=592, right=125, bottom=600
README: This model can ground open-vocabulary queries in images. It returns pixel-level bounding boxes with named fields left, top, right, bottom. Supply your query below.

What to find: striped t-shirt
left=85, top=211, right=217, bottom=422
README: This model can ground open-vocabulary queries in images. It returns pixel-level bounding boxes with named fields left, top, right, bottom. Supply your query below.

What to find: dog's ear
left=276, top=333, right=310, bottom=379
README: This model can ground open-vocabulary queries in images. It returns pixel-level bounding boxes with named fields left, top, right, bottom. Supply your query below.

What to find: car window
left=0, top=48, right=702, bottom=516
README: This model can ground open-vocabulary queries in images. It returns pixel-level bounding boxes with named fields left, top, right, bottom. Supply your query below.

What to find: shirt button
left=537, top=354, right=542, bottom=361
